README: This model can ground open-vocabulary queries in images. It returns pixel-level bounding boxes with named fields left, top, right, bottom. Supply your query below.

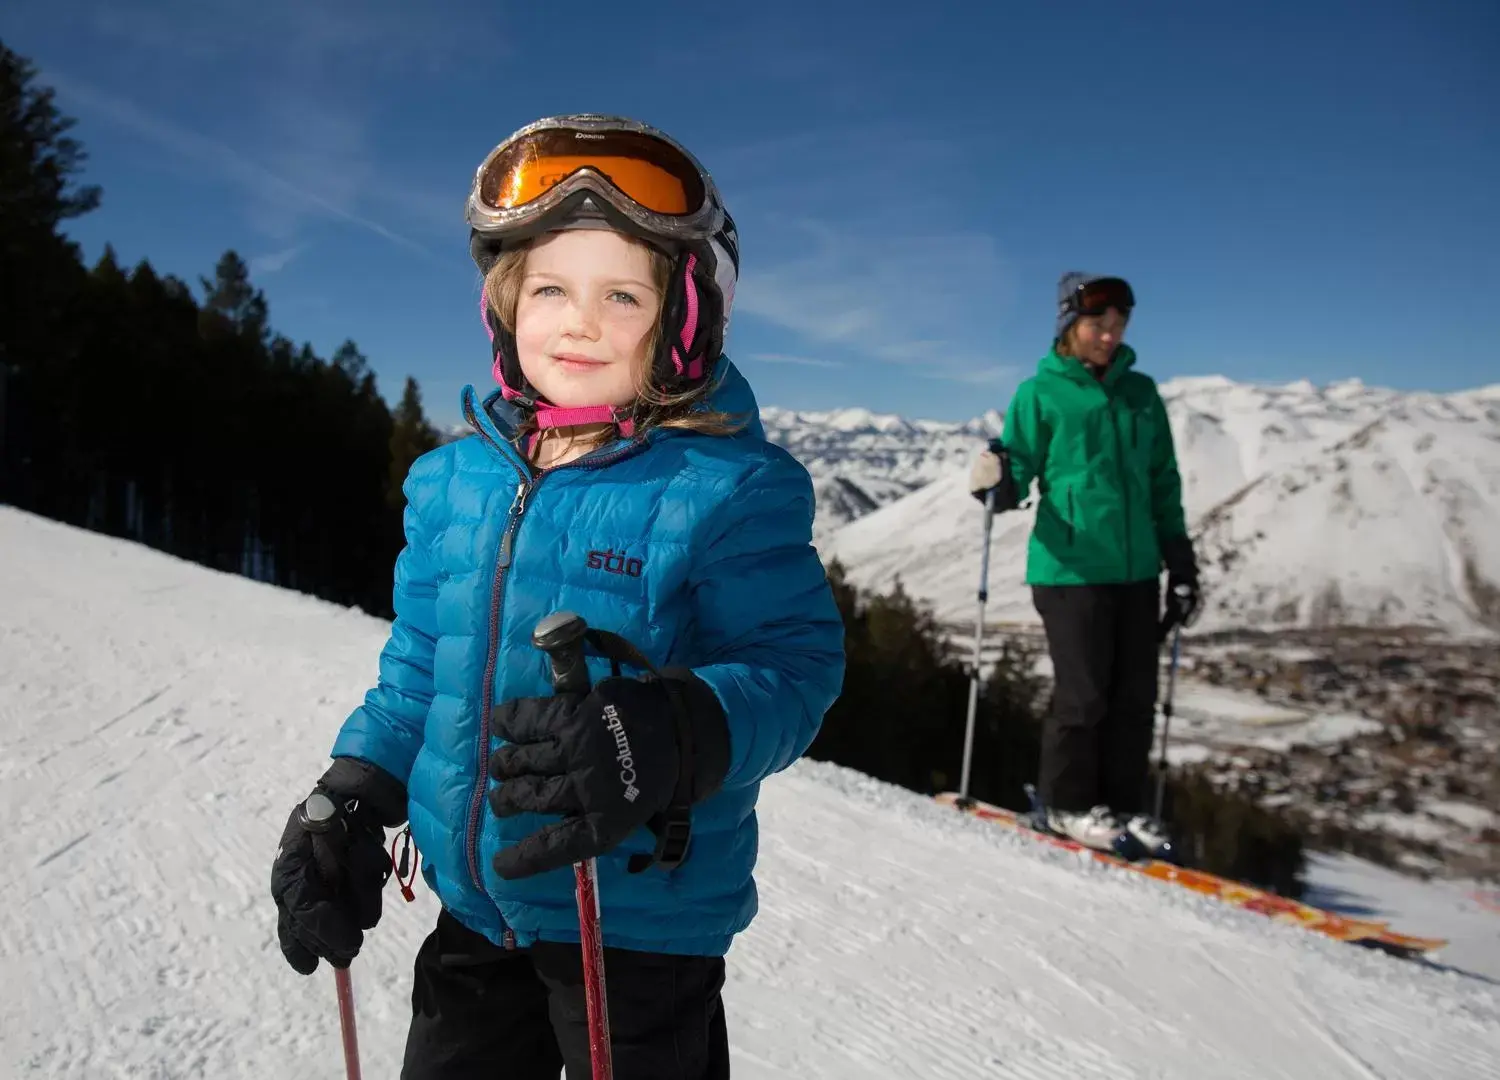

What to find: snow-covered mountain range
left=757, top=406, right=1001, bottom=539
left=766, top=377, right=1500, bottom=637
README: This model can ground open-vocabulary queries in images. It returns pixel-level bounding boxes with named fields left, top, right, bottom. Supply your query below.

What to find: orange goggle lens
left=478, top=130, right=705, bottom=216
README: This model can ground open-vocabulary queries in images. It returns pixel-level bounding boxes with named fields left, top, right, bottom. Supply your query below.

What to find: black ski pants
left=400, top=908, right=730, bottom=1080
left=1032, top=580, right=1161, bottom=815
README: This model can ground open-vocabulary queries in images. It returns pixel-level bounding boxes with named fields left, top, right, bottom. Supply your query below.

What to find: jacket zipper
left=458, top=401, right=531, bottom=947
left=464, top=475, right=531, bottom=902
left=458, top=401, right=647, bottom=915
left=1108, top=396, right=1133, bottom=572
left=1066, top=486, right=1075, bottom=545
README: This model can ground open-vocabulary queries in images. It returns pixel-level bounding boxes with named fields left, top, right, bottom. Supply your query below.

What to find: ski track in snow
left=2, top=506, right=1498, bottom=1079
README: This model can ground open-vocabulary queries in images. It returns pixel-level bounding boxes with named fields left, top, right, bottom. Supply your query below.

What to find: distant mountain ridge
left=765, top=377, right=1500, bottom=637
left=758, top=405, right=1001, bottom=539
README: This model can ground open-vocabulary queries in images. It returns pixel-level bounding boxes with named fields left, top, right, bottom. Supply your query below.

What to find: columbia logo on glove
left=603, top=703, right=641, bottom=803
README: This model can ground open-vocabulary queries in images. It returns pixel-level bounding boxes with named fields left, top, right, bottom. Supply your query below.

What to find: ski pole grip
left=297, top=791, right=346, bottom=884
left=533, top=611, right=592, bottom=695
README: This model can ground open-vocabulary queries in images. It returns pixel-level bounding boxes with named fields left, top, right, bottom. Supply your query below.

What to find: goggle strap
left=671, top=254, right=701, bottom=381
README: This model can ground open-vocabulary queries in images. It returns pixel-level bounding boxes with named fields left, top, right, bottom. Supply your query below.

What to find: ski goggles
left=465, top=115, right=724, bottom=245
left=1066, top=276, right=1136, bottom=316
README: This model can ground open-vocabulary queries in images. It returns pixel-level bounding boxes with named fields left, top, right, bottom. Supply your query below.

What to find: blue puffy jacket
left=329, top=358, right=845, bottom=957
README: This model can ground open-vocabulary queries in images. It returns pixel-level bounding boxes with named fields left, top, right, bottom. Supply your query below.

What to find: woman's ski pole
left=958, top=487, right=996, bottom=802
left=1153, top=619, right=1184, bottom=822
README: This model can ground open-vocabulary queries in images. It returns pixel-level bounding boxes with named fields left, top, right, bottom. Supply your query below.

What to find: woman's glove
left=1159, top=534, right=1202, bottom=640
left=968, top=439, right=1020, bottom=511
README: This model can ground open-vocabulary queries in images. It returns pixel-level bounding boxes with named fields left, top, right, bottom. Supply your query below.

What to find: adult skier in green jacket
left=969, top=272, right=1199, bottom=855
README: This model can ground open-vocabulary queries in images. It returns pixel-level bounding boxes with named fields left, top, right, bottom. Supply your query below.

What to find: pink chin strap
left=535, top=404, right=629, bottom=431
left=480, top=253, right=704, bottom=441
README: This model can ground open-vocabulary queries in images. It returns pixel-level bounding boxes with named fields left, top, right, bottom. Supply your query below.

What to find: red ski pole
left=533, top=612, right=614, bottom=1080
left=574, top=857, right=613, bottom=1080
left=333, top=966, right=363, bottom=1080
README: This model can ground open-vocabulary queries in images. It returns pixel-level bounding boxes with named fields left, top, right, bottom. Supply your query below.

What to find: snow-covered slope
left=813, top=377, right=1500, bottom=635
left=760, top=405, right=1000, bottom=538
left=3, top=507, right=1499, bottom=1078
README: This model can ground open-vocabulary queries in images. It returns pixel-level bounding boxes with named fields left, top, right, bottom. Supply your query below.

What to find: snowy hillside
left=759, top=405, right=1000, bottom=538
left=3, top=507, right=1500, bottom=1079
left=812, top=377, right=1500, bottom=635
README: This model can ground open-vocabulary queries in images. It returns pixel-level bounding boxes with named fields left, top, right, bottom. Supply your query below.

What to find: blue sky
left=5, top=0, right=1496, bottom=428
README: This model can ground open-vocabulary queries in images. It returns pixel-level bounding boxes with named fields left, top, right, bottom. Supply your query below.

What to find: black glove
left=270, top=757, right=407, bottom=975
left=487, top=670, right=730, bottom=880
left=969, top=438, right=1020, bottom=511
left=1159, top=534, right=1202, bottom=640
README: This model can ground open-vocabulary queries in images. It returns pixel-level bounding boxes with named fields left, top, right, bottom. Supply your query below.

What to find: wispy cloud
left=936, top=364, right=1024, bottom=387
left=710, top=123, right=974, bottom=215
left=747, top=353, right=847, bottom=369
left=50, top=74, right=442, bottom=261
left=716, top=120, right=1017, bottom=385
left=246, top=88, right=380, bottom=244
left=733, top=216, right=1015, bottom=378
left=248, top=244, right=305, bottom=276
left=41, top=0, right=492, bottom=256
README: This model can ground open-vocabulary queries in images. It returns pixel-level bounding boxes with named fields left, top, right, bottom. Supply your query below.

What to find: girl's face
left=514, top=229, right=663, bottom=410
left=1070, top=308, right=1129, bottom=369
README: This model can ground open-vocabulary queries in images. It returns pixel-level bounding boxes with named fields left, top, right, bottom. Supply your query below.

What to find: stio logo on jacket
left=587, top=548, right=643, bottom=577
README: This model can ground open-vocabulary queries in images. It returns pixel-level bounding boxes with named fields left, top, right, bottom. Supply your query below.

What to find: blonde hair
left=482, top=236, right=747, bottom=458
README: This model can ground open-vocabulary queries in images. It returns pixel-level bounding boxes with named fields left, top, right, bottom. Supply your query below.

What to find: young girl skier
left=270, top=114, right=846, bottom=1079
left=969, top=272, right=1198, bottom=856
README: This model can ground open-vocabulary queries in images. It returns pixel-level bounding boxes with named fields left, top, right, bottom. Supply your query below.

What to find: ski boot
left=1120, top=813, right=1178, bottom=863
left=1024, top=785, right=1137, bottom=858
